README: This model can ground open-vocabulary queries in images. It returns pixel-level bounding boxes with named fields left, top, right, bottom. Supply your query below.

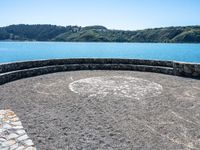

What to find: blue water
left=0, top=42, right=200, bottom=63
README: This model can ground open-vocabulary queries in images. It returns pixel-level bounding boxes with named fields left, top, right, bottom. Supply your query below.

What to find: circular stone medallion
left=69, top=76, right=163, bottom=99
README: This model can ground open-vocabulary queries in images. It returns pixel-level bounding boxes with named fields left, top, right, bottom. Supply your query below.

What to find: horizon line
left=1, top=24, right=200, bottom=31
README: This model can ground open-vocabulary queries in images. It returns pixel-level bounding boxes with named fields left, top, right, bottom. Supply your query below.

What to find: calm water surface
left=0, top=42, right=200, bottom=63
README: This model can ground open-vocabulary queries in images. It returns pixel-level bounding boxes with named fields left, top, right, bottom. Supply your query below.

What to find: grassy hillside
left=0, top=24, right=200, bottom=43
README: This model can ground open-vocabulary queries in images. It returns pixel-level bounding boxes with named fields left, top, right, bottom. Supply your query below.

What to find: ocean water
left=0, top=42, right=200, bottom=63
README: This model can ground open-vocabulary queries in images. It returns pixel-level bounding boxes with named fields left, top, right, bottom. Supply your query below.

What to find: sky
left=0, top=0, right=200, bottom=30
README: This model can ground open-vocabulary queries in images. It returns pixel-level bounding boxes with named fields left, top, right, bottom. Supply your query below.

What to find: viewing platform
left=0, top=59, right=200, bottom=149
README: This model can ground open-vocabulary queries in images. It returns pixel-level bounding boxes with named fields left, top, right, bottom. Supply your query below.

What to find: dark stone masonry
left=0, top=58, right=199, bottom=85
left=173, top=61, right=200, bottom=77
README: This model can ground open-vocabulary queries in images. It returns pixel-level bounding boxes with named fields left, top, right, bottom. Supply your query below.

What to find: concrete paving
left=0, top=70, right=200, bottom=150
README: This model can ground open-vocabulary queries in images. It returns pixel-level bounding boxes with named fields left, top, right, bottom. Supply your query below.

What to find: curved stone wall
left=0, top=58, right=173, bottom=73
left=0, top=58, right=199, bottom=85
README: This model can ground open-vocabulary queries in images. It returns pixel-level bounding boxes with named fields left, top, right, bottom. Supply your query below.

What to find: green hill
left=0, top=24, right=200, bottom=43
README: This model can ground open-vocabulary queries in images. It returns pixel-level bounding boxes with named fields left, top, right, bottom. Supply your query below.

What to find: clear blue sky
left=1, top=0, right=200, bottom=30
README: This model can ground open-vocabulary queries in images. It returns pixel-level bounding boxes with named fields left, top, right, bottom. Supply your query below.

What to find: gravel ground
left=0, top=70, right=200, bottom=150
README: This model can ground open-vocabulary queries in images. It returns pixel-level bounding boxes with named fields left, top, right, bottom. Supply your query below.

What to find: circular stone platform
left=0, top=70, right=200, bottom=150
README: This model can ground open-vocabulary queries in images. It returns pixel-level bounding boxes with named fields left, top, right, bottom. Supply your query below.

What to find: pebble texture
left=0, top=110, right=36, bottom=150
left=0, top=70, right=200, bottom=149
left=69, top=76, right=163, bottom=99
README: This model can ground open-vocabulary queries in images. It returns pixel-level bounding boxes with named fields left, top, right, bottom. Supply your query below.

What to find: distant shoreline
left=0, top=40, right=200, bottom=44
left=0, top=24, right=200, bottom=43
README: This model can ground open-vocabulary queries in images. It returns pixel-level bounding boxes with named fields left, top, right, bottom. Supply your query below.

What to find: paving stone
left=12, top=125, right=23, bottom=129
left=11, top=121, right=22, bottom=126
left=16, top=130, right=26, bottom=135
left=23, top=139, right=34, bottom=146
left=0, top=147, right=9, bottom=150
left=0, top=110, right=37, bottom=149
left=10, top=143, right=19, bottom=150
left=25, top=147, right=37, bottom=150
left=0, top=138, right=6, bottom=142
left=7, top=133, right=19, bottom=139
left=16, top=145, right=25, bottom=150
left=17, top=135, right=29, bottom=141
left=1, top=140, right=16, bottom=146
